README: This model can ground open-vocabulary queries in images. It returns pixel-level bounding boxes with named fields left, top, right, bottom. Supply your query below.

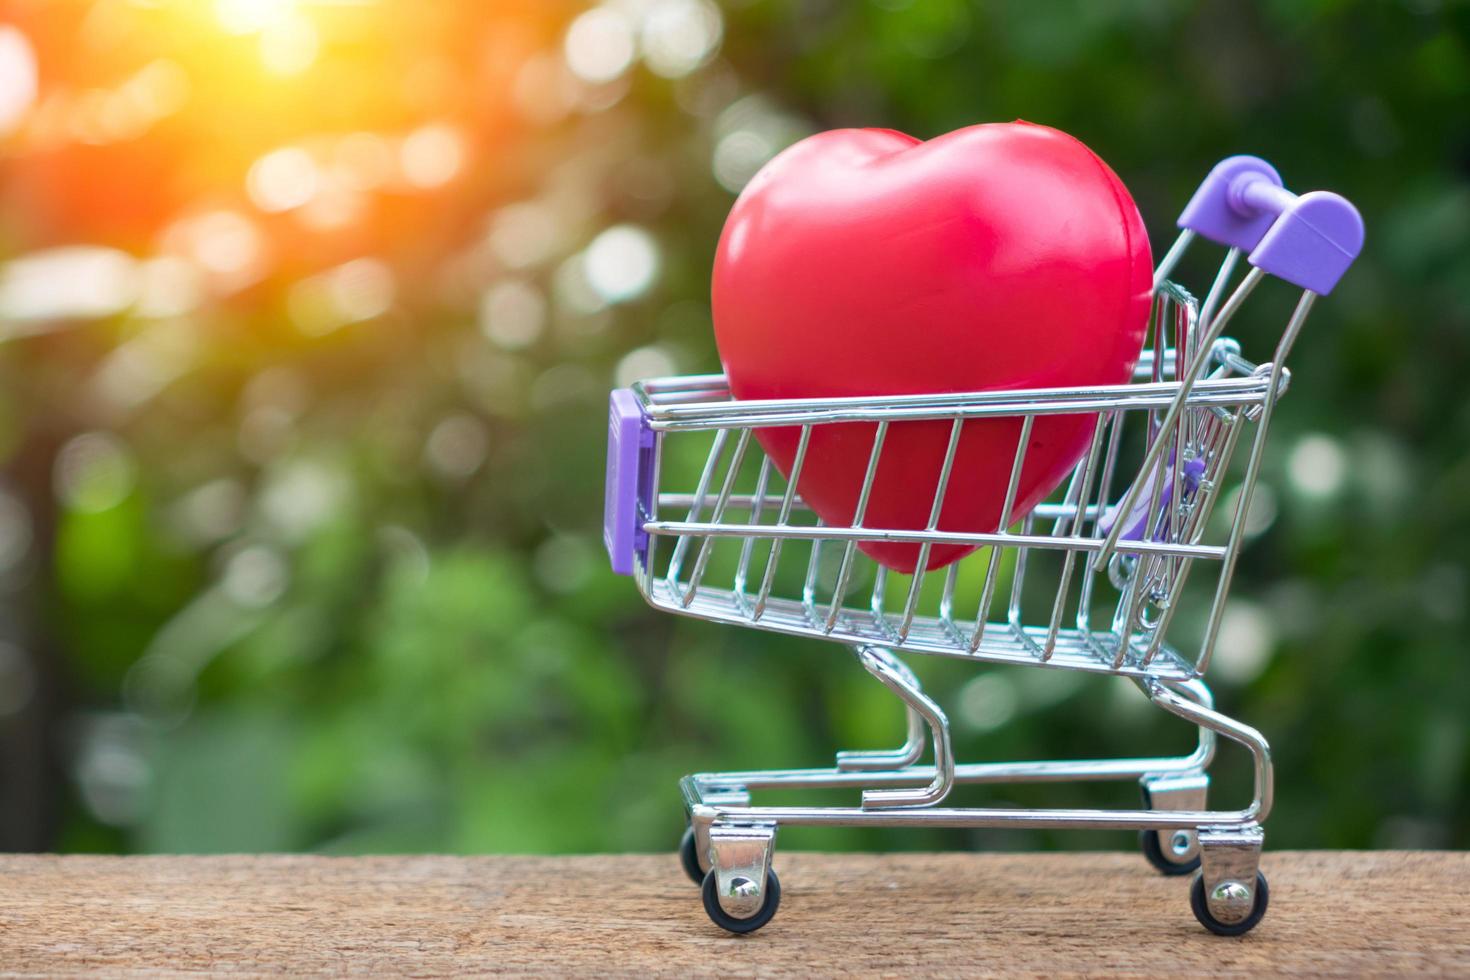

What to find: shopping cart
left=603, top=155, right=1362, bottom=935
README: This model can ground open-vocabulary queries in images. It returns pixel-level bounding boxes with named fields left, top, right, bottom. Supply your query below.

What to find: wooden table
left=0, top=851, right=1463, bottom=975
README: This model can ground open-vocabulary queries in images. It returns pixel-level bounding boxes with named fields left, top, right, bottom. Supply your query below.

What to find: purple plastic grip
left=1177, top=155, right=1285, bottom=252
left=1179, top=154, right=1364, bottom=295
left=604, top=388, right=655, bottom=576
left=1247, top=190, right=1364, bottom=296
left=1099, top=455, right=1207, bottom=543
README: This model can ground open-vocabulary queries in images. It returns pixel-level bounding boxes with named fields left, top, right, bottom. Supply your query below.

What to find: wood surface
left=0, top=851, right=1463, bottom=976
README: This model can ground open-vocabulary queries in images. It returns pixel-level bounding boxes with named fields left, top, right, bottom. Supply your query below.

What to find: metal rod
left=1197, top=290, right=1317, bottom=675
left=681, top=428, right=750, bottom=607
left=852, top=647, right=955, bottom=809
left=825, top=422, right=889, bottom=632
left=1075, top=410, right=1124, bottom=632
left=732, top=455, right=774, bottom=604
left=643, top=376, right=1273, bottom=429
left=649, top=521, right=1230, bottom=559
left=665, top=428, right=729, bottom=596
left=1093, top=267, right=1265, bottom=571
left=753, top=424, right=812, bottom=621
left=970, top=415, right=1034, bottom=651
left=835, top=647, right=927, bottom=772
left=1043, top=416, right=1109, bottom=658
left=899, top=418, right=965, bottom=641
left=1152, top=229, right=1196, bottom=289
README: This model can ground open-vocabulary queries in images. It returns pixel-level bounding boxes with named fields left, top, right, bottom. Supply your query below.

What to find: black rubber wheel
left=1190, top=870, right=1269, bottom=936
left=679, top=825, right=705, bottom=885
left=1139, top=829, right=1201, bottom=876
left=700, top=867, right=781, bottom=935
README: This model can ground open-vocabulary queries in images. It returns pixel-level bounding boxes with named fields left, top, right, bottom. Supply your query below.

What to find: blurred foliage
left=0, top=0, right=1464, bottom=857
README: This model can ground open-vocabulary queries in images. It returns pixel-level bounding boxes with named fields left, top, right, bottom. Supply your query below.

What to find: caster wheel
left=701, top=867, right=781, bottom=935
left=679, top=826, right=705, bottom=886
left=1139, top=828, right=1201, bottom=876
left=1191, top=870, right=1269, bottom=936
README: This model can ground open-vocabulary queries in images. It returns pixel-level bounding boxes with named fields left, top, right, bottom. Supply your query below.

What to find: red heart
left=711, top=121, right=1152, bottom=573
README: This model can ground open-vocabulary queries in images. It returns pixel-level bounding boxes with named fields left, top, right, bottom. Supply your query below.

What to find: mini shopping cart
left=603, top=155, right=1362, bottom=936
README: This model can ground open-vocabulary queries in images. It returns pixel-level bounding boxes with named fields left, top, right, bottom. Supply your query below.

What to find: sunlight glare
left=260, top=13, right=319, bottom=76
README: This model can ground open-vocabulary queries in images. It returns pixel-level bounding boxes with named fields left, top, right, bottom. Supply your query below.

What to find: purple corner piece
left=1177, top=155, right=1285, bottom=252
left=604, top=388, right=655, bottom=576
left=1247, top=191, right=1364, bottom=296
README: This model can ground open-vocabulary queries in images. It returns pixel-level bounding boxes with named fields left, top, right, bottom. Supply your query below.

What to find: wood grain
left=0, top=851, right=1463, bottom=976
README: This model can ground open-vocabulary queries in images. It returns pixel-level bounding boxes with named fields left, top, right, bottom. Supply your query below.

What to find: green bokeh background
left=0, top=0, right=1465, bottom=857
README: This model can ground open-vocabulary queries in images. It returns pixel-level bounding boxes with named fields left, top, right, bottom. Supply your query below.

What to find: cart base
left=677, top=655, right=1271, bottom=936
left=680, top=768, right=1267, bottom=936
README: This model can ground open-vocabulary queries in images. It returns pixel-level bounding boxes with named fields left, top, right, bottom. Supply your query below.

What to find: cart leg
left=1193, top=826, right=1269, bottom=936
left=849, top=646, right=955, bottom=809
left=835, top=647, right=925, bottom=772
left=683, top=786, right=751, bottom=881
left=702, top=822, right=781, bottom=933
left=1139, top=772, right=1207, bottom=874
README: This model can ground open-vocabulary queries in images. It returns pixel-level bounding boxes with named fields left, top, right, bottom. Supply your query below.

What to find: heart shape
left=711, top=121, right=1152, bottom=573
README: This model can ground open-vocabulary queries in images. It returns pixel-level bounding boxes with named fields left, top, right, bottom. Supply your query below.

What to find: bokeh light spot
left=327, top=258, right=395, bottom=322
left=0, top=27, right=38, bottom=136
left=711, top=95, right=810, bottom=192
left=260, top=458, right=349, bottom=541
left=1288, top=433, right=1347, bottom=499
left=247, top=147, right=320, bottom=213
left=164, top=211, right=268, bottom=292
left=957, top=674, right=1019, bottom=733
left=564, top=7, right=636, bottom=84
left=54, top=433, right=137, bottom=513
left=0, top=247, right=139, bottom=324
left=288, top=258, right=395, bottom=336
left=489, top=202, right=560, bottom=269
left=480, top=279, right=547, bottom=351
left=640, top=0, right=723, bottom=78
left=512, top=54, right=577, bottom=125
left=614, top=345, right=677, bottom=387
left=400, top=123, right=465, bottom=189
left=583, top=224, right=659, bottom=303
left=424, top=414, right=489, bottom=481
left=171, top=479, right=247, bottom=547
left=0, top=487, right=33, bottom=576
left=222, top=544, right=290, bottom=608
left=1214, top=600, right=1277, bottom=684
left=333, top=132, right=395, bottom=191
left=533, top=535, right=593, bottom=595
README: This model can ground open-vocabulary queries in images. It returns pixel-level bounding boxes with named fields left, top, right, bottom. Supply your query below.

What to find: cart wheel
left=679, top=826, right=705, bottom=885
left=1190, top=870, right=1269, bottom=936
left=1139, top=829, right=1201, bottom=876
left=701, top=867, right=781, bottom=935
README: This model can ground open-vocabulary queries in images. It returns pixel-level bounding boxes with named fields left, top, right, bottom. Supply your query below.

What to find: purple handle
left=604, top=388, right=655, bottom=576
left=1178, top=155, right=1286, bottom=253
left=1099, top=453, right=1207, bottom=543
left=1178, top=155, right=1364, bottom=295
